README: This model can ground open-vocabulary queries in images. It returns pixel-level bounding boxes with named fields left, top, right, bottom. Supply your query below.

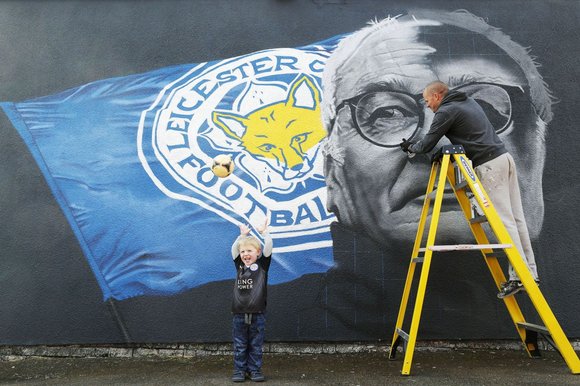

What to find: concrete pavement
left=1, top=348, right=579, bottom=385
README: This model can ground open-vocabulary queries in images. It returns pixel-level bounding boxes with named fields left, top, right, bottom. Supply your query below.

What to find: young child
left=230, top=218, right=272, bottom=383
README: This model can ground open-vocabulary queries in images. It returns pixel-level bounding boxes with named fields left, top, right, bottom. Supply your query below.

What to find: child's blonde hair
left=238, top=235, right=262, bottom=252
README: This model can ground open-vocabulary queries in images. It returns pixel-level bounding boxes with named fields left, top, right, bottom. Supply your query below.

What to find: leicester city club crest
left=138, top=44, right=337, bottom=255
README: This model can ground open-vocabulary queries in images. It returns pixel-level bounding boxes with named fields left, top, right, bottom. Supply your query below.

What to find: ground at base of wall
left=1, top=349, right=579, bottom=385
left=2, top=339, right=579, bottom=360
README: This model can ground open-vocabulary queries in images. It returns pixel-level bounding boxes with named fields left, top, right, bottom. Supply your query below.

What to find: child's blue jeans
left=232, top=313, right=265, bottom=373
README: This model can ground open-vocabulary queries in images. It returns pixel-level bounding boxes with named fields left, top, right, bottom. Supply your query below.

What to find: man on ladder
left=400, top=81, right=539, bottom=298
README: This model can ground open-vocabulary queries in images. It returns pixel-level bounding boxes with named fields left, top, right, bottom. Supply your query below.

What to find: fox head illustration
left=212, top=75, right=325, bottom=180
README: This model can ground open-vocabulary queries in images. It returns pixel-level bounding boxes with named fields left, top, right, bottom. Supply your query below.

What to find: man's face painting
left=323, top=18, right=547, bottom=246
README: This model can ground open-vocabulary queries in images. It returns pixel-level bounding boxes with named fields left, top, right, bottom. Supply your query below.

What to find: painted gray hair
left=321, top=9, right=553, bottom=131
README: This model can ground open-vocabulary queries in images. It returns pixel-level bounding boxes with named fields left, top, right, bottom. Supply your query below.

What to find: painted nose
left=280, top=148, right=304, bottom=171
left=411, top=108, right=436, bottom=141
left=421, top=107, right=436, bottom=133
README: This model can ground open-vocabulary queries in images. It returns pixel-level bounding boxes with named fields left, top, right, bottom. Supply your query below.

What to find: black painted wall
left=0, top=0, right=578, bottom=345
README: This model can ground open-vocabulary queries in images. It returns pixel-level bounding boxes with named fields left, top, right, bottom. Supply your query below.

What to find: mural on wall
left=0, top=9, right=552, bottom=302
left=1, top=38, right=343, bottom=301
left=321, top=9, right=552, bottom=248
left=2, top=2, right=578, bottom=345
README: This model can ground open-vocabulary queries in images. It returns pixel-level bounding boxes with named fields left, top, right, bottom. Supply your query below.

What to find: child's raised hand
left=239, top=223, right=251, bottom=235
left=256, top=216, right=270, bottom=235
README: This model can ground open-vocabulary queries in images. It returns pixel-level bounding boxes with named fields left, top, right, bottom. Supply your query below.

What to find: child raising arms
left=230, top=218, right=272, bottom=382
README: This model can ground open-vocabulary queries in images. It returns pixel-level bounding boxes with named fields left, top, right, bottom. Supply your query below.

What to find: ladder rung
left=470, top=215, right=487, bottom=224
left=454, top=180, right=468, bottom=190
left=419, top=244, right=512, bottom=252
left=412, top=256, right=424, bottom=263
left=483, top=254, right=501, bottom=259
left=427, top=189, right=454, bottom=200
left=396, top=328, right=410, bottom=342
left=517, top=322, right=550, bottom=335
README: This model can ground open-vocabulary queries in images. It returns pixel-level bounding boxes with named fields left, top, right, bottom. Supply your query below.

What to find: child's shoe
left=232, top=370, right=245, bottom=382
left=249, top=370, right=265, bottom=382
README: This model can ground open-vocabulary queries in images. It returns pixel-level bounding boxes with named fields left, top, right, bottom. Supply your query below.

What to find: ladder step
left=419, top=244, right=512, bottom=252
left=396, top=328, right=410, bottom=342
left=427, top=188, right=455, bottom=200
left=470, top=215, right=487, bottom=224
left=517, top=322, right=559, bottom=354
left=483, top=254, right=501, bottom=259
left=517, top=322, right=550, bottom=335
left=454, top=180, right=468, bottom=190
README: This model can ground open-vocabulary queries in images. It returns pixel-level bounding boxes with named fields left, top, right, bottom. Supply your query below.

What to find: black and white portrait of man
left=321, top=9, right=552, bottom=247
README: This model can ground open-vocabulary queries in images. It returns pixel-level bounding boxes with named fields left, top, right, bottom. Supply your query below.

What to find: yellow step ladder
left=388, top=145, right=580, bottom=375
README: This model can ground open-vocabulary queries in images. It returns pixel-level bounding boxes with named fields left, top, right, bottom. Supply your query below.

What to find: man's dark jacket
left=409, top=90, right=507, bottom=167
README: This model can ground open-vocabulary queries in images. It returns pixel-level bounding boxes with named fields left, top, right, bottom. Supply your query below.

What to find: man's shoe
left=497, top=280, right=523, bottom=299
left=232, top=370, right=245, bottom=382
left=249, top=370, right=265, bottom=382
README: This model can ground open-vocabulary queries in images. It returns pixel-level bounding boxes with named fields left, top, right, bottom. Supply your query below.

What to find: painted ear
left=286, top=74, right=320, bottom=110
left=212, top=111, right=248, bottom=140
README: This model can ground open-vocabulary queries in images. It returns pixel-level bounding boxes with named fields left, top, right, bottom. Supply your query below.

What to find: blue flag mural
left=2, top=37, right=343, bottom=300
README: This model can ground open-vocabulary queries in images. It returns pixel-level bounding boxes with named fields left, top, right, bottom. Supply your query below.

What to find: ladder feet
left=389, top=330, right=409, bottom=360
left=388, top=337, right=401, bottom=360
left=517, top=322, right=560, bottom=358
